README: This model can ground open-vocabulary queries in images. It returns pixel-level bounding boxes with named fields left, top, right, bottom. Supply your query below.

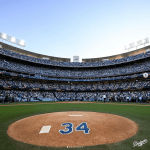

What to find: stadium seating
left=0, top=48, right=150, bottom=103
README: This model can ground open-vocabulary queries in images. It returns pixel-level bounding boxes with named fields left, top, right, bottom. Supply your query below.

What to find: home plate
left=39, top=126, right=51, bottom=134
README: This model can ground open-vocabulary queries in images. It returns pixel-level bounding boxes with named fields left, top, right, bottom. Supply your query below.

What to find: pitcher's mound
left=7, top=111, right=138, bottom=147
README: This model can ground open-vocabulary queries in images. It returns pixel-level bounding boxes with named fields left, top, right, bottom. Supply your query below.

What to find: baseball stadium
left=1, top=1, right=150, bottom=150
left=0, top=38, right=150, bottom=150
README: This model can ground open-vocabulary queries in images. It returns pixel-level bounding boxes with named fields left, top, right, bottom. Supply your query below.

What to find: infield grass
left=0, top=101, right=150, bottom=150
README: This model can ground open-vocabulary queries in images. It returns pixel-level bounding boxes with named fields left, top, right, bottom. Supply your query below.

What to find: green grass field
left=0, top=101, right=150, bottom=150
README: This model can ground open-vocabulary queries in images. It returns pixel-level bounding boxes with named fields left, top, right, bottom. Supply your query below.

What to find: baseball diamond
left=7, top=111, right=138, bottom=147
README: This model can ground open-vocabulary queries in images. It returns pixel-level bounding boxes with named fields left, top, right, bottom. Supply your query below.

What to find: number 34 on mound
left=59, top=122, right=90, bottom=134
left=39, top=122, right=90, bottom=134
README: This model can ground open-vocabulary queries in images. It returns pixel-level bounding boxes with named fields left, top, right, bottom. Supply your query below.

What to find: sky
left=1, top=0, right=150, bottom=62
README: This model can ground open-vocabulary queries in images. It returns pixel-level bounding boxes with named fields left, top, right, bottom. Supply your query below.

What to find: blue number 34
left=75, top=122, right=90, bottom=134
left=59, top=123, right=73, bottom=134
left=59, top=122, right=90, bottom=134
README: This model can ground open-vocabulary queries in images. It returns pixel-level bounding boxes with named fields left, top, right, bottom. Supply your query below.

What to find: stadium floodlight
left=144, top=37, right=149, bottom=44
left=19, top=40, right=25, bottom=47
left=129, top=42, right=135, bottom=49
left=11, top=37, right=16, bottom=43
left=16, top=39, right=20, bottom=45
left=6, top=35, right=11, bottom=42
left=137, top=40, right=143, bottom=46
left=124, top=45, right=128, bottom=50
left=2, top=33, right=7, bottom=40
left=0, top=32, right=26, bottom=47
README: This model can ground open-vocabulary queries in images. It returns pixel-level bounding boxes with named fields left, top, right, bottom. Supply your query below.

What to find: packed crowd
left=0, top=48, right=150, bottom=68
left=0, top=78, right=149, bottom=90
left=0, top=90, right=150, bottom=103
left=1, top=48, right=150, bottom=103
left=0, top=57, right=150, bottom=78
left=0, top=69, right=147, bottom=82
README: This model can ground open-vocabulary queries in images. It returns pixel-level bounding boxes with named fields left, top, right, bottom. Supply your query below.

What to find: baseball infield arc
left=7, top=111, right=138, bottom=147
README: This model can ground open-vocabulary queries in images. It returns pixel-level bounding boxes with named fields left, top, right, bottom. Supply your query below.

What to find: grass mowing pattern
left=0, top=102, right=150, bottom=150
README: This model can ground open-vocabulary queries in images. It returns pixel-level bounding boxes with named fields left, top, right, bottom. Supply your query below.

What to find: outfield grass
left=0, top=102, right=150, bottom=150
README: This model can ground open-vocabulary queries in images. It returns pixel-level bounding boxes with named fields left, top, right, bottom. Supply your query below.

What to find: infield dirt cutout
left=7, top=111, right=138, bottom=147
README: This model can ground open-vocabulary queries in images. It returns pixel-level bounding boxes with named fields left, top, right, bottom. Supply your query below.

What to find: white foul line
left=69, top=115, right=83, bottom=116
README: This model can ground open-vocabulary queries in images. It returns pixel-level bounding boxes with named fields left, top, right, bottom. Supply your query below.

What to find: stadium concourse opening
left=7, top=111, right=138, bottom=147
left=0, top=42, right=150, bottom=104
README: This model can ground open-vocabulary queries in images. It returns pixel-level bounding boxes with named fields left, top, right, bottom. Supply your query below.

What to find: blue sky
left=1, top=0, right=150, bottom=61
